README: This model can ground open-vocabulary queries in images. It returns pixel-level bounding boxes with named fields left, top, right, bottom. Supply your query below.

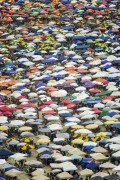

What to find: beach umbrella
left=62, top=161, right=77, bottom=171
left=37, top=139, right=50, bottom=145
left=75, top=129, right=92, bottom=134
left=57, top=172, right=73, bottom=179
left=51, top=90, right=67, bottom=97
left=0, top=126, right=9, bottom=131
left=25, top=160, right=42, bottom=168
left=19, top=126, right=32, bottom=132
left=79, top=169, right=94, bottom=179
left=100, top=162, right=116, bottom=169
left=91, top=172, right=109, bottom=178
left=32, top=169, right=45, bottom=176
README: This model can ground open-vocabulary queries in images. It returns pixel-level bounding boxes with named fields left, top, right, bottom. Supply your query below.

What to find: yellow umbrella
left=104, top=117, right=118, bottom=121
left=19, top=126, right=32, bottom=132
left=86, top=124, right=98, bottom=130
left=72, top=139, right=84, bottom=144
left=71, top=125, right=84, bottom=129
left=109, top=110, right=120, bottom=113
left=0, top=126, right=9, bottom=131
left=96, top=132, right=107, bottom=137
left=104, top=121, right=115, bottom=125
left=37, top=138, right=50, bottom=144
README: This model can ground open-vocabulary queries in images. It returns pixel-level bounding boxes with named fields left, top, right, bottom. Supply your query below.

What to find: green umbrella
left=30, top=12, right=39, bottom=17
left=49, top=14, right=56, bottom=18
left=95, top=91, right=111, bottom=97
left=63, top=95, right=76, bottom=100
left=100, top=111, right=109, bottom=117
left=63, top=11, right=70, bottom=14
left=12, top=14, right=19, bottom=17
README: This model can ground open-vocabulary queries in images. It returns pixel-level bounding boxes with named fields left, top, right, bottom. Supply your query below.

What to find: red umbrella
left=103, top=96, right=115, bottom=101
left=0, top=112, right=3, bottom=116
left=92, top=108, right=102, bottom=114
left=67, top=104, right=76, bottom=109
left=28, top=17, right=35, bottom=21
left=3, top=13, right=10, bottom=17
left=44, top=101, right=56, bottom=105
left=0, top=106, right=9, bottom=112
left=5, top=18, right=13, bottom=23
left=89, top=88, right=101, bottom=94
left=16, top=96, right=26, bottom=100
left=39, top=105, right=48, bottom=109
left=23, top=103, right=36, bottom=108
left=17, top=105, right=24, bottom=109
left=8, top=108, right=16, bottom=112
left=3, top=111, right=12, bottom=115
left=43, top=111, right=56, bottom=115
left=62, top=99, right=72, bottom=104
left=0, top=102, right=4, bottom=105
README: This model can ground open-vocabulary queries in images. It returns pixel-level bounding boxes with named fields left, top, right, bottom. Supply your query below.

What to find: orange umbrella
left=0, top=83, right=8, bottom=87
left=78, top=69, right=88, bottom=73
left=47, top=66, right=54, bottom=70
left=67, top=70, right=78, bottom=74
left=1, top=90, right=11, bottom=95
left=95, top=78, right=109, bottom=84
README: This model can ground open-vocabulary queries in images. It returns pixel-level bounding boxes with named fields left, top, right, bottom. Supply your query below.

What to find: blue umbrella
left=42, top=77, right=53, bottom=81
left=59, top=113, right=73, bottom=117
left=63, top=26, right=74, bottom=30
left=42, top=59, right=56, bottom=64
left=103, top=64, right=112, bottom=70
left=36, top=83, right=47, bottom=88
left=4, top=167, right=19, bottom=172
left=0, top=149, right=13, bottom=157
left=76, top=41, right=84, bottom=45
left=87, top=161, right=99, bottom=169
left=75, top=45, right=89, bottom=49
left=54, top=75, right=65, bottom=79
left=86, top=36, right=96, bottom=40
left=84, top=146, right=95, bottom=150
left=73, top=36, right=85, bottom=40
left=5, top=70, right=17, bottom=74
left=0, top=177, right=6, bottom=180
left=114, top=60, right=120, bottom=65
left=112, top=124, right=120, bottom=128
left=40, top=154, right=52, bottom=159
left=108, top=112, right=118, bottom=117
left=86, top=99, right=102, bottom=104
left=40, top=150, right=53, bottom=155
left=38, top=145, right=49, bottom=149
left=82, top=158, right=93, bottom=163
left=34, top=50, right=41, bottom=55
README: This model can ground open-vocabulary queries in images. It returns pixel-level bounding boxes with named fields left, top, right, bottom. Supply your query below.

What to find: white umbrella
left=112, top=151, right=120, bottom=158
left=28, top=93, right=37, bottom=98
left=83, top=142, right=97, bottom=147
left=113, top=165, right=120, bottom=172
left=10, top=120, right=25, bottom=126
left=48, top=124, right=62, bottom=131
left=62, top=161, right=77, bottom=171
left=46, top=116, right=60, bottom=121
left=94, top=103, right=105, bottom=108
left=109, top=144, right=120, bottom=151
left=75, top=87, right=86, bottom=92
left=75, top=129, right=92, bottom=134
left=66, top=117, right=80, bottom=122
left=100, top=162, right=116, bottom=169
left=0, top=116, right=8, bottom=124
left=51, top=90, right=67, bottom=97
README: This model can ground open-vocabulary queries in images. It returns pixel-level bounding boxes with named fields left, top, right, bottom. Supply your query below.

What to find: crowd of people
left=0, top=0, right=120, bottom=179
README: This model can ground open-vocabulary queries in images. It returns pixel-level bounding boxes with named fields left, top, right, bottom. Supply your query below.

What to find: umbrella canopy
left=79, top=168, right=94, bottom=176
left=57, top=172, right=73, bottom=179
